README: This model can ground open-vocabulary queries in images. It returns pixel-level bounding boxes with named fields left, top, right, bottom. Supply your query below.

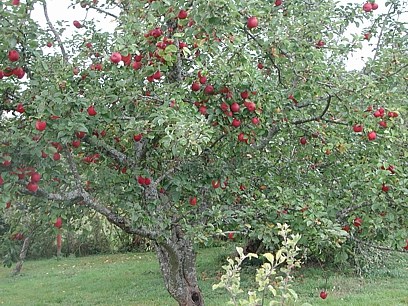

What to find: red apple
left=220, top=102, right=229, bottom=112
left=363, top=2, right=372, bottom=12
left=35, top=120, right=47, bottom=131
left=30, top=172, right=41, bottom=183
left=364, top=33, right=371, bottom=40
left=238, top=132, right=248, bottom=143
left=251, top=117, right=260, bottom=125
left=247, top=16, right=258, bottom=29
left=353, top=124, right=363, bottom=133
left=257, top=62, right=264, bottom=69
left=27, top=182, right=38, bottom=192
left=373, top=110, right=382, bottom=117
left=178, top=9, right=188, bottom=19
left=228, top=232, right=234, bottom=240
left=72, top=140, right=81, bottom=148
left=240, top=91, right=249, bottom=99
left=367, top=131, right=376, bottom=140
left=189, top=197, right=197, bottom=206
left=353, top=217, right=362, bottom=227
left=12, top=0, right=20, bottom=5
left=300, top=136, right=307, bottom=145
left=320, top=291, right=328, bottom=300
left=372, top=2, right=378, bottom=10
left=87, top=105, right=97, bottom=116
left=53, top=152, right=61, bottom=161
left=232, top=118, right=241, bottom=128
left=199, top=76, right=207, bottom=84
left=73, top=20, right=82, bottom=28
left=132, top=61, right=142, bottom=70
left=0, top=176, right=3, bottom=185
left=315, top=40, right=325, bottom=48
left=110, top=52, right=122, bottom=64
left=153, top=70, right=161, bottom=80
left=379, top=120, right=387, bottom=128
left=204, top=85, right=214, bottom=95
left=191, top=82, right=201, bottom=92
left=8, top=50, right=19, bottom=62
left=381, top=184, right=389, bottom=192
left=54, top=217, right=62, bottom=229
left=76, top=131, right=86, bottom=139
left=244, top=101, right=256, bottom=112
left=199, top=105, right=207, bottom=115
left=342, top=225, right=350, bottom=232
left=144, top=177, right=151, bottom=186
left=275, top=0, right=282, bottom=6
left=6, top=202, right=11, bottom=209
left=137, top=176, right=145, bottom=185
left=212, top=180, right=220, bottom=189
left=16, top=103, right=25, bottom=113
left=230, top=102, right=240, bottom=113
left=133, top=133, right=143, bottom=142
left=12, top=67, right=25, bottom=79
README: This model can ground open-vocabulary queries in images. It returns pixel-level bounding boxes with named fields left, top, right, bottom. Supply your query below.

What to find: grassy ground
left=0, top=246, right=407, bottom=306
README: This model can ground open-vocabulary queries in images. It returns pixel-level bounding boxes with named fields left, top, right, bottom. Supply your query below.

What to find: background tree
left=1, top=0, right=407, bottom=305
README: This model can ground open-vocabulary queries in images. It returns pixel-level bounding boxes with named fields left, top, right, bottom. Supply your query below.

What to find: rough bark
left=155, top=225, right=204, bottom=306
left=12, top=237, right=30, bottom=276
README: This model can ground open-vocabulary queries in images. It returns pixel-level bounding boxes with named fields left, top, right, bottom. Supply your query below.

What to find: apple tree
left=1, top=0, right=407, bottom=305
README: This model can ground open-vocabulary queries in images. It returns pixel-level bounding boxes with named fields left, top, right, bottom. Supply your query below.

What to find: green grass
left=1, top=247, right=407, bottom=305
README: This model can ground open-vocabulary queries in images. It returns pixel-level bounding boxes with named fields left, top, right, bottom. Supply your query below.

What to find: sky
left=25, top=0, right=408, bottom=70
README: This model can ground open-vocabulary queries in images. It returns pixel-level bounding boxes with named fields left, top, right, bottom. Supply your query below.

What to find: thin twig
left=88, top=5, right=118, bottom=19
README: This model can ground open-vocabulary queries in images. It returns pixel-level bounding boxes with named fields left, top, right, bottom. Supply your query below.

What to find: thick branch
left=336, top=202, right=372, bottom=221
left=253, top=124, right=280, bottom=150
left=83, top=135, right=136, bottom=168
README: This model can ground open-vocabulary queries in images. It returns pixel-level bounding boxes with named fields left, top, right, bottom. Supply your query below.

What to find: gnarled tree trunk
left=155, top=225, right=204, bottom=306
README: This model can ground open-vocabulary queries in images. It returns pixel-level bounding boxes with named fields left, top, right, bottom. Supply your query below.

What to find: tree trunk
left=155, top=225, right=204, bottom=306
left=12, top=237, right=30, bottom=276
left=56, top=232, right=62, bottom=257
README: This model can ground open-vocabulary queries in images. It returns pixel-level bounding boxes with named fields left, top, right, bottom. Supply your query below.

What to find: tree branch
left=292, top=95, right=332, bottom=125
left=352, top=236, right=407, bottom=254
left=87, top=5, right=118, bottom=19
left=83, top=135, right=136, bottom=168
left=42, top=1, right=68, bottom=63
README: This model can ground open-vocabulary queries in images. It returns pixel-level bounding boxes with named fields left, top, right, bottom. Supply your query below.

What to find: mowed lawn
left=1, top=247, right=407, bottom=306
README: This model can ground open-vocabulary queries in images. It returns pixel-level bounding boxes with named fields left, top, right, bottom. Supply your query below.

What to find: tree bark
left=12, top=237, right=30, bottom=276
left=155, top=225, right=204, bottom=306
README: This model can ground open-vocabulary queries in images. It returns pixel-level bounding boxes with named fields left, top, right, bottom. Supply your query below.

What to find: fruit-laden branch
left=292, top=95, right=332, bottom=125
left=59, top=147, right=159, bottom=240
left=243, top=27, right=284, bottom=86
left=42, top=0, right=68, bottom=63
